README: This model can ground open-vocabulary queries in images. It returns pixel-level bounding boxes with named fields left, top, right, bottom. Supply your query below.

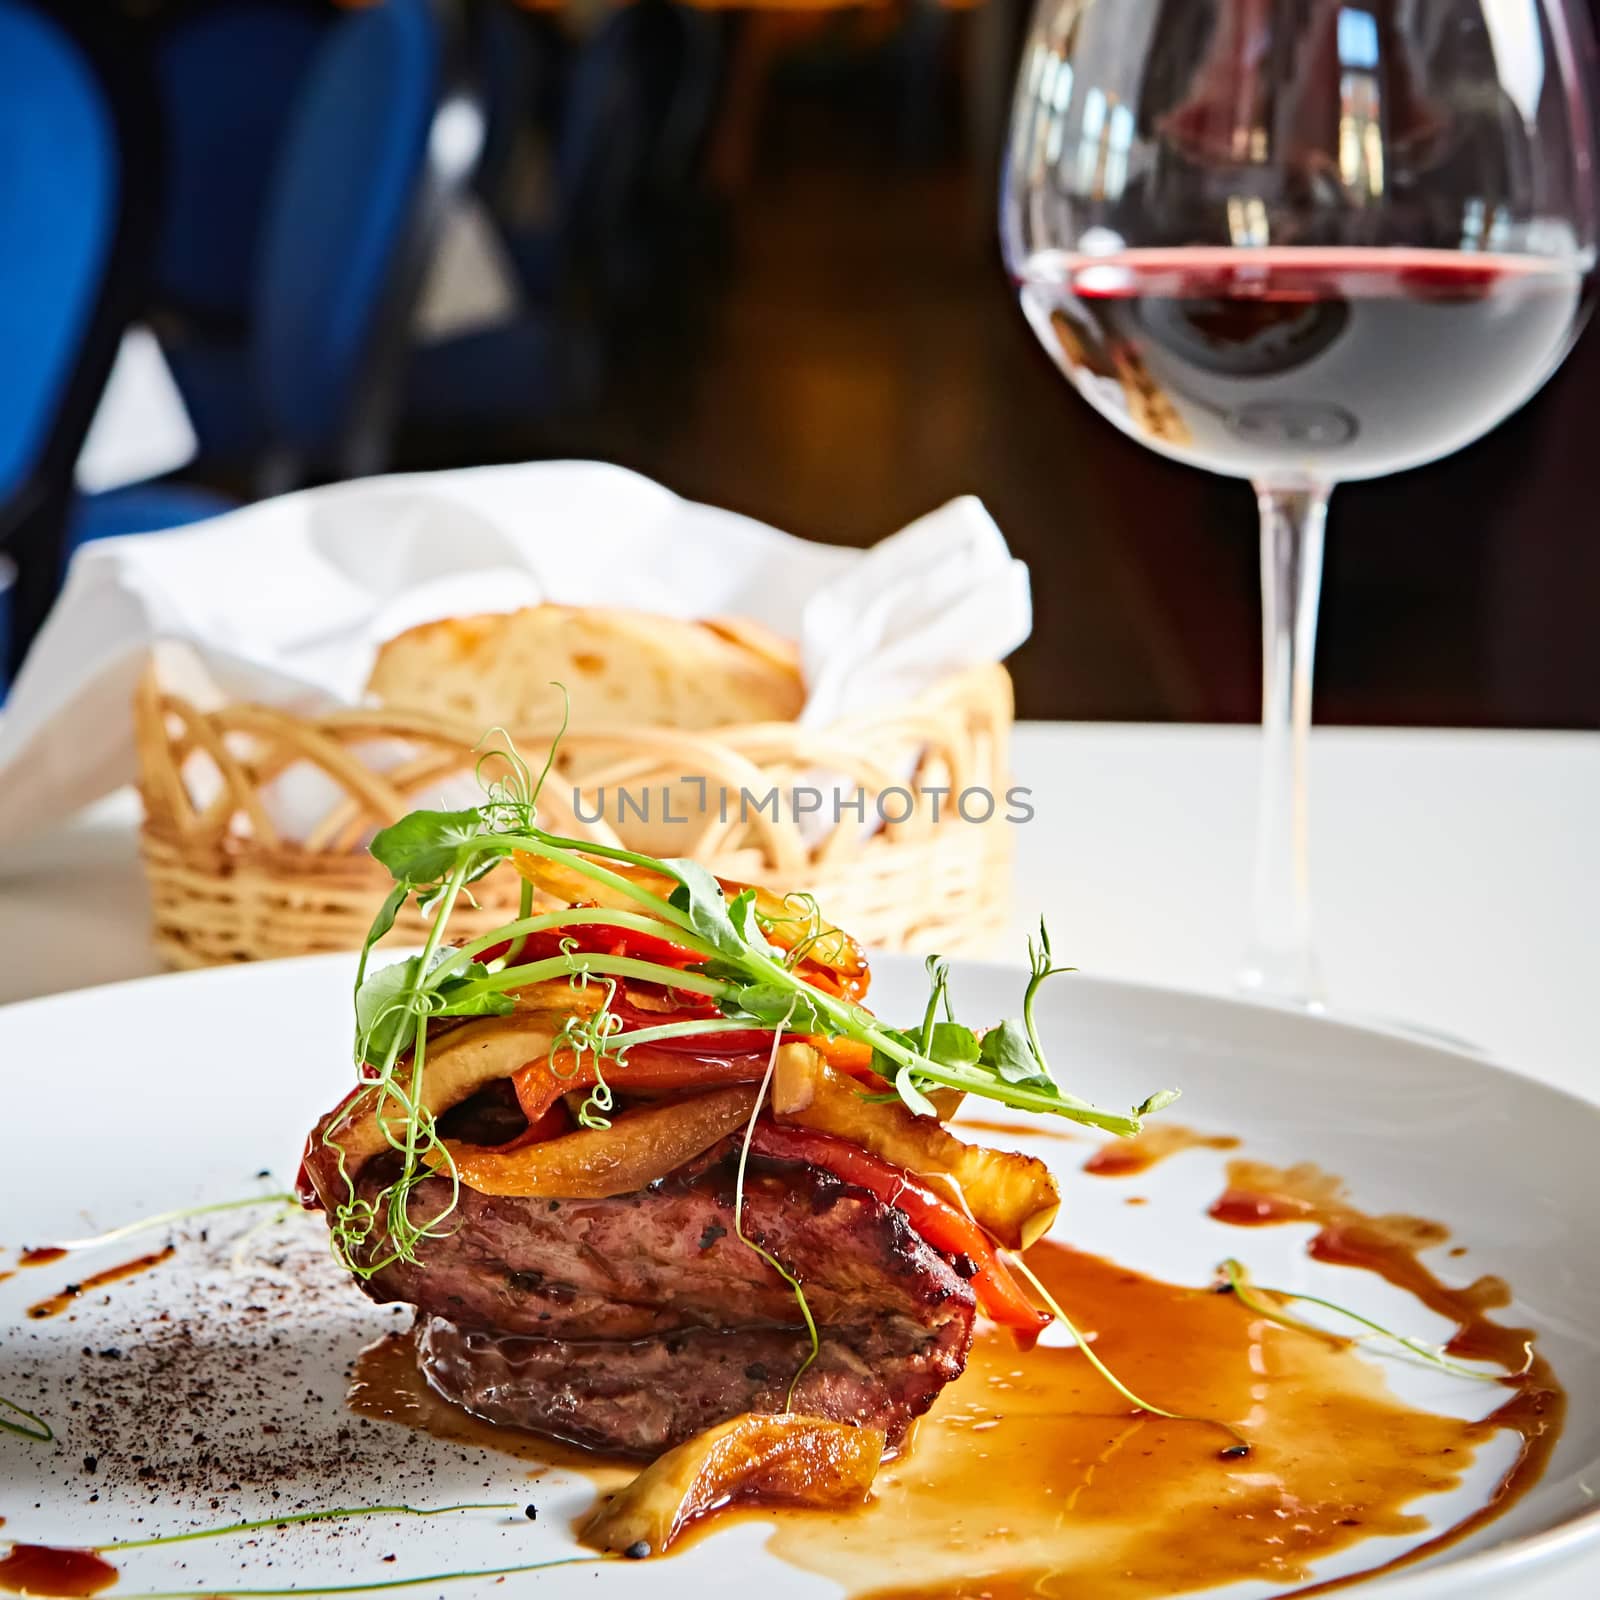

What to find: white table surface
left=0, top=720, right=1595, bottom=1596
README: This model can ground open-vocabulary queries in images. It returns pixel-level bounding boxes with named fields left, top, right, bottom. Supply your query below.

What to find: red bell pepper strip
left=608, top=992, right=808, bottom=1056
left=478, top=922, right=703, bottom=970
left=748, top=1122, right=1049, bottom=1337
left=495, top=1099, right=573, bottom=1149
left=511, top=1043, right=779, bottom=1127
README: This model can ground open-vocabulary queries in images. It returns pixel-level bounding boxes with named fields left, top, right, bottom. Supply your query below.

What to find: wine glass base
left=1235, top=949, right=1326, bottom=1013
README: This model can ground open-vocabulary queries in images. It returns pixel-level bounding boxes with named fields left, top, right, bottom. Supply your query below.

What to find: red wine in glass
left=1016, top=247, right=1588, bottom=481
left=1002, top=0, right=1599, bottom=1008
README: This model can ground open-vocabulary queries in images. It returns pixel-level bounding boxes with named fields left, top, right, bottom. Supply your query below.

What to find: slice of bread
left=366, top=605, right=804, bottom=731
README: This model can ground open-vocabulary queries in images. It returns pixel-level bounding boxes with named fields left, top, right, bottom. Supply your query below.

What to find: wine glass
left=1002, top=0, right=1597, bottom=1007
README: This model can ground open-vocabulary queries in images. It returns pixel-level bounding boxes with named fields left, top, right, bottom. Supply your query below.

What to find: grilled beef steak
left=339, top=1145, right=976, bottom=1456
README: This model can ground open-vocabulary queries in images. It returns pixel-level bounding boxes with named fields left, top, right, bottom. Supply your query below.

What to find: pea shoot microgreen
left=32, top=1192, right=296, bottom=1256
left=0, top=1392, right=51, bottom=1443
left=732, top=1002, right=820, bottom=1408
left=89, top=1502, right=526, bottom=1553
left=327, top=718, right=1178, bottom=1278
left=1216, top=1258, right=1530, bottom=1381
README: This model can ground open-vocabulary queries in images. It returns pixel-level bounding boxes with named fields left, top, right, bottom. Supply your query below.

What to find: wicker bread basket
left=133, top=662, right=1015, bottom=968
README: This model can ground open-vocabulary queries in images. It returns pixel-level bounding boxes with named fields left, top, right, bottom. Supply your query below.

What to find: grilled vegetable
left=438, top=1087, right=759, bottom=1199
left=806, top=1034, right=964, bottom=1119
left=773, top=1051, right=1059, bottom=1249
left=510, top=1041, right=790, bottom=1127
left=581, top=1413, right=885, bottom=1556
left=305, top=1012, right=568, bottom=1198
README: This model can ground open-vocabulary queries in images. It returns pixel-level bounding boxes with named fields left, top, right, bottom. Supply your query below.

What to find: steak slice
left=415, top=1312, right=953, bottom=1457
left=342, top=1147, right=976, bottom=1455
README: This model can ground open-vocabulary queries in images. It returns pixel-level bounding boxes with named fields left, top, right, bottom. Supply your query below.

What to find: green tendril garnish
left=1216, top=1259, right=1529, bottom=1381
left=1008, top=1253, right=1251, bottom=1456
left=576, top=1061, right=614, bottom=1131
left=94, top=1502, right=525, bottom=1553
left=1022, top=922, right=1072, bottom=1084
left=732, top=1004, right=819, bottom=1409
left=549, top=971, right=624, bottom=1130
left=758, top=891, right=849, bottom=971
left=1, top=1393, right=52, bottom=1443
left=32, top=1192, right=296, bottom=1256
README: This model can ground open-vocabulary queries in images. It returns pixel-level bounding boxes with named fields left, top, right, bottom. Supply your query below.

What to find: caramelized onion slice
left=303, top=984, right=610, bottom=1203
left=305, top=1012, right=569, bottom=1206
left=581, top=1413, right=886, bottom=1557
left=772, top=1053, right=1060, bottom=1250
left=437, top=1086, right=758, bottom=1198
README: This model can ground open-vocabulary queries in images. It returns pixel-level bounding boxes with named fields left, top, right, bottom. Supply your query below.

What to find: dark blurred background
left=3, top=0, right=1597, bottom=724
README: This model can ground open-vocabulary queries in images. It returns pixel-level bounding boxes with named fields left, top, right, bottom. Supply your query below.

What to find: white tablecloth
left=1, top=723, right=1596, bottom=1597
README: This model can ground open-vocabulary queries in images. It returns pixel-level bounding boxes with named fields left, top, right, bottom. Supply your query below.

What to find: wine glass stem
left=1240, top=479, right=1330, bottom=1008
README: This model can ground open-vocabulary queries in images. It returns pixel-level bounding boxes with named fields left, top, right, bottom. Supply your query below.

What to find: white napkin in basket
left=0, top=462, right=1030, bottom=845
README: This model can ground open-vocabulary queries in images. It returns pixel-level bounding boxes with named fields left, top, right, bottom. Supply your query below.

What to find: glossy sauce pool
left=0, top=1547, right=118, bottom=1598
left=348, top=1168, right=1561, bottom=1599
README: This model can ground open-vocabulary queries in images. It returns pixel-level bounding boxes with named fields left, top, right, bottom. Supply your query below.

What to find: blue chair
left=65, top=480, right=235, bottom=558
left=154, top=2, right=326, bottom=330
left=404, top=1, right=724, bottom=430
left=149, top=0, right=463, bottom=489
left=0, top=0, right=155, bottom=679
left=148, top=0, right=328, bottom=465
left=3, top=0, right=465, bottom=681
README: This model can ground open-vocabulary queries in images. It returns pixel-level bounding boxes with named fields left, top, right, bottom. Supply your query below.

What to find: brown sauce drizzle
left=0, top=1546, right=118, bottom=1598
left=0, top=1272, right=12, bottom=1286
left=25, top=1248, right=175, bottom=1321
left=1208, top=1158, right=1564, bottom=1594
left=16, top=1248, right=67, bottom=1268
left=1084, top=1122, right=1240, bottom=1177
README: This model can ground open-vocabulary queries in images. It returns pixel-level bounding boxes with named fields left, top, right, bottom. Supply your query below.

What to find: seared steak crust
left=346, top=1149, right=975, bottom=1453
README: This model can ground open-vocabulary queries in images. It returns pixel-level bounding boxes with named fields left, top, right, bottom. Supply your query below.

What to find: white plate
left=3, top=955, right=1598, bottom=1599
